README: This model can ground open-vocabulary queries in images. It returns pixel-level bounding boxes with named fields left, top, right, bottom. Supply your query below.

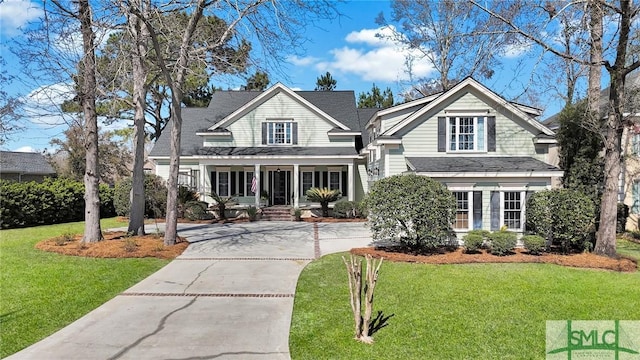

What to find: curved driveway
left=7, top=221, right=372, bottom=360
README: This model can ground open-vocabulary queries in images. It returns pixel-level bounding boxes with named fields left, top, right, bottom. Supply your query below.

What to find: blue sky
left=0, top=0, right=569, bottom=153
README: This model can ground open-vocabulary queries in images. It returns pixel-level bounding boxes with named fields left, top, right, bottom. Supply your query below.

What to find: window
left=454, top=192, right=469, bottom=229
left=178, top=169, right=199, bottom=191
left=329, top=171, right=341, bottom=192
left=302, top=171, right=314, bottom=195
left=633, top=134, right=640, bottom=154
left=448, top=116, right=485, bottom=152
left=246, top=171, right=255, bottom=195
left=633, top=181, right=640, bottom=213
left=503, top=191, right=522, bottom=230
left=267, top=122, right=292, bottom=145
left=218, top=172, right=229, bottom=197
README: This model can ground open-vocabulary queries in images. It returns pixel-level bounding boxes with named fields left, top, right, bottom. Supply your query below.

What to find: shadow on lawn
left=369, top=310, right=394, bottom=336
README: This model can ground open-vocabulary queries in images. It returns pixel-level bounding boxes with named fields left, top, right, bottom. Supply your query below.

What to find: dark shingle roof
left=406, top=156, right=560, bottom=173
left=150, top=89, right=361, bottom=157
left=356, top=108, right=379, bottom=147
left=194, top=147, right=358, bottom=157
left=0, top=151, right=56, bottom=175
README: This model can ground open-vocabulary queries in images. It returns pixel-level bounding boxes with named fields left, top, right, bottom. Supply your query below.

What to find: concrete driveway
left=6, top=221, right=373, bottom=360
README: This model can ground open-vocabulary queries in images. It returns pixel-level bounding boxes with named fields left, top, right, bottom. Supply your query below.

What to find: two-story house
left=149, top=84, right=371, bottom=208
left=362, top=77, right=562, bottom=235
left=150, top=78, right=561, bottom=235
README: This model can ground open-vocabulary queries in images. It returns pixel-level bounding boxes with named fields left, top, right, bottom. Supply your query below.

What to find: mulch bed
left=351, top=246, right=638, bottom=272
left=36, top=231, right=189, bottom=259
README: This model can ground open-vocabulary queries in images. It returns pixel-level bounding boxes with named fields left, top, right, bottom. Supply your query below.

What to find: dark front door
left=271, top=170, right=290, bottom=205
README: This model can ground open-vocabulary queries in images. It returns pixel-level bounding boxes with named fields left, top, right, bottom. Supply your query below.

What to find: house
left=149, top=84, right=371, bottom=208
left=362, top=77, right=562, bottom=235
left=150, top=78, right=561, bottom=235
left=0, top=151, right=56, bottom=182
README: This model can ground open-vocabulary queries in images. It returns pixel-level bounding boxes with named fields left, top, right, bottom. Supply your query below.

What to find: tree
left=357, top=84, right=394, bottom=109
left=0, top=56, right=23, bottom=146
left=471, top=0, right=640, bottom=257
left=242, top=71, right=270, bottom=91
left=315, top=71, right=337, bottom=91
left=306, top=187, right=341, bottom=217
left=377, top=0, right=507, bottom=93
left=183, top=84, right=219, bottom=107
left=363, top=174, right=457, bottom=250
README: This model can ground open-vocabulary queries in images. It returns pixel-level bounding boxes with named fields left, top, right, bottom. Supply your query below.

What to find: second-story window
left=268, top=122, right=292, bottom=145
left=448, top=116, right=485, bottom=152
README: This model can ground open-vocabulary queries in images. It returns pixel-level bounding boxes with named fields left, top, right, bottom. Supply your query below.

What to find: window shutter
left=292, top=123, right=298, bottom=145
left=230, top=171, right=237, bottom=196
left=437, top=117, right=446, bottom=152
left=490, top=191, right=500, bottom=230
left=633, top=135, right=639, bottom=155
left=473, top=191, right=482, bottom=230
left=488, top=116, right=496, bottom=152
left=211, top=171, right=217, bottom=195
left=342, top=171, right=348, bottom=197
left=262, top=123, right=268, bottom=145
left=322, top=171, right=328, bottom=189
left=314, top=171, right=321, bottom=188
left=260, top=171, right=265, bottom=192
left=239, top=171, right=245, bottom=196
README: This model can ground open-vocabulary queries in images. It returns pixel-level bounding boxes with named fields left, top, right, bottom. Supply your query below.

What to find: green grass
left=0, top=219, right=170, bottom=358
left=290, top=253, right=640, bottom=360
left=618, top=238, right=640, bottom=263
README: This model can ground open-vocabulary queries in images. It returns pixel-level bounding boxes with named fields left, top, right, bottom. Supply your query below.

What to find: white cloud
left=0, top=0, right=42, bottom=36
left=316, top=26, right=434, bottom=82
left=22, top=83, right=77, bottom=127
left=13, top=146, right=37, bottom=153
left=287, top=55, right=320, bottom=67
left=502, top=41, right=533, bottom=59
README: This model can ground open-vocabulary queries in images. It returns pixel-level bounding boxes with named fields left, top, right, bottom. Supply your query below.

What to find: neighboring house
left=542, top=70, right=640, bottom=230
left=0, top=151, right=57, bottom=182
left=149, top=84, right=371, bottom=207
left=150, top=78, right=561, bottom=236
left=362, top=77, right=562, bottom=235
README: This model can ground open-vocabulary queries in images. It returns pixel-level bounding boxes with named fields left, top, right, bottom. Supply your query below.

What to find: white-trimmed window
left=448, top=116, right=485, bottom=152
left=217, top=171, right=230, bottom=197
left=301, top=171, right=314, bottom=195
left=502, top=191, right=524, bottom=230
left=178, top=169, right=199, bottom=191
left=454, top=192, right=469, bottom=229
left=245, top=171, right=255, bottom=195
left=329, top=171, right=341, bottom=192
left=267, top=122, right=292, bottom=145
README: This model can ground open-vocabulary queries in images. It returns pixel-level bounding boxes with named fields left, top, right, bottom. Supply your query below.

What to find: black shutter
left=314, top=171, right=321, bottom=188
left=292, top=123, right=298, bottom=145
left=211, top=171, right=217, bottom=196
left=473, top=191, right=483, bottom=230
left=438, top=117, right=446, bottom=152
left=488, top=116, right=496, bottom=152
left=239, top=171, right=245, bottom=196
left=342, top=171, right=348, bottom=197
left=260, top=171, right=265, bottom=192
left=322, top=171, right=328, bottom=189
left=490, top=191, right=500, bottom=231
left=262, top=123, right=268, bottom=145
left=230, top=171, right=237, bottom=196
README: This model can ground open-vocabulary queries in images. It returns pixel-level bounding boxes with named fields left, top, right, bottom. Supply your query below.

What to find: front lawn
left=0, top=219, right=171, bottom=358
left=290, top=252, right=640, bottom=359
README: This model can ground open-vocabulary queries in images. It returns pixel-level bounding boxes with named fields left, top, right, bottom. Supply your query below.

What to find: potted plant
left=260, top=190, right=269, bottom=207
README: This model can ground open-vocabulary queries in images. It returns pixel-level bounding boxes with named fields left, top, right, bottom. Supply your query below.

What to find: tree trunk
left=127, top=0, right=150, bottom=236
left=79, top=0, right=102, bottom=243
left=587, top=0, right=603, bottom=114
left=343, top=254, right=382, bottom=344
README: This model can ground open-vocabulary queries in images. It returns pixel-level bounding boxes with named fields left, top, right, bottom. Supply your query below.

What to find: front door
left=271, top=170, right=290, bottom=205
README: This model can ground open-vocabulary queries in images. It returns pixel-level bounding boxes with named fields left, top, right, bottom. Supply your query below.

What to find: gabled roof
left=383, top=77, right=556, bottom=137
left=210, top=83, right=350, bottom=131
left=0, top=151, right=56, bottom=175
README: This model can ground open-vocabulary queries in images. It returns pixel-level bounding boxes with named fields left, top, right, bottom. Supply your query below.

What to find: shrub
left=306, top=187, right=341, bottom=217
left=488, top=231, right=517, bottom=256
left=333, top=200, right=359, bottom=218
left=247, top=206, right=259, bottom=221
left=184, top=201, right=213, bottom=221
left=292, top=207, right=302, bottom=221
left=363, top=174, right=456, bottom=250
left=210, top=192, right=235, bottom=220
left=462, top=233, right=484, bottom=253
left=617, top=203, right=629, bottom=234
left=114, top=174, right=167, bottom=218
left=122, top=237, right=138, bottom=252
left=526, top=189, right=595, bottom=253
left=522, top=235, right=546, bottom=255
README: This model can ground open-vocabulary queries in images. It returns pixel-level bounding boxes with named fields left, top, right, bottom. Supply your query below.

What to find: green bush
left=183, top=201, right=212, bottom=221
left=363, top=174, right=456, bottom=250
left=522, top=235, right=546, bottom=255
left=114, top=174, right=167, bottom=219
left=0, top=178, right=115, bottom=229
left=488, top=231, right=517, bottom=256
left=247, top=206, right=259, bottom=221
left=462, top=233, right=484, bottom=253
left=306, top=187, right=341, bottom=217
left=526, top=189, right=595, bottom=252
left=333, top=200, right=360, bottom=218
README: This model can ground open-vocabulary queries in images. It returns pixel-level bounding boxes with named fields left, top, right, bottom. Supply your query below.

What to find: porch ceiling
left=193, top=146, right=358, bottom=157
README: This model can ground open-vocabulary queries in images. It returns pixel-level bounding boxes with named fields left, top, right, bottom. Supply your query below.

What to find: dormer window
left=448, top=116, right=485, bottom=152
left=262, top=120, right=298, bottom=146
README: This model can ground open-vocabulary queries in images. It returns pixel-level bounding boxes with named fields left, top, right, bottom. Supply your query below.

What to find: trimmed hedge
left=488, top=231, right=517, bottom=256
left=522, top=234, right=546, bottom=255
left=0, top=178, right=115, bottom=229
left=462, top=233, right=484, bottom=253
left=333, top=200, right=364, bottom=218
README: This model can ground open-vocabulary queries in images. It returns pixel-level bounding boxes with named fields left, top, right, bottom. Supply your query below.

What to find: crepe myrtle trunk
left=79, top=0, right=102, bottom=243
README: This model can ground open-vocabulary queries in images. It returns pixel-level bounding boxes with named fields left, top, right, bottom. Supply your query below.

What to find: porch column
left=254, top=164, right=260, bottom=207
left=198, top=164, right=206, bottom=201
left=293, top=164, right=299, bottom=208
left=348, top=162, right=354, bottom=201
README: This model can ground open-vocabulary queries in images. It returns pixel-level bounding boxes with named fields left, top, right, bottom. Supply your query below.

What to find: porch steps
left=261, top=207, right=293, bottom=221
